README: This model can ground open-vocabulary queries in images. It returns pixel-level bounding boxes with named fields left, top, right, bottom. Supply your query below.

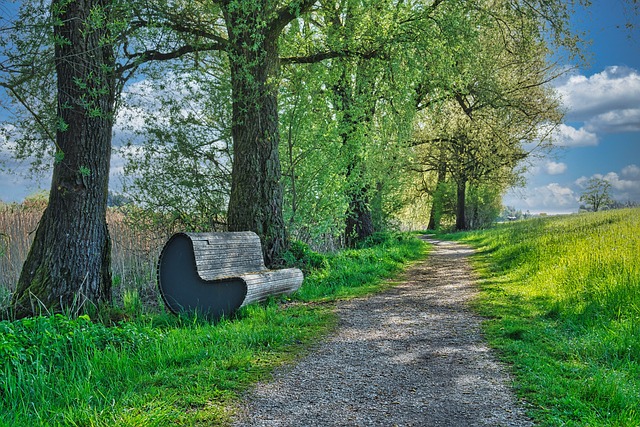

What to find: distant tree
left=580, top=177, right=614, bottom=212
left=410, top=0, right=565, bottom=231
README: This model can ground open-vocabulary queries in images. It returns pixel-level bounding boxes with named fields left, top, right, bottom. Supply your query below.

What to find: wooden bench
left=157, top=231, right=303, bottom=319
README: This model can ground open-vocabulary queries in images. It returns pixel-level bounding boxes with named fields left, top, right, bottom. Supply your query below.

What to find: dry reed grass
left=0, top=203, right=174, bottom=313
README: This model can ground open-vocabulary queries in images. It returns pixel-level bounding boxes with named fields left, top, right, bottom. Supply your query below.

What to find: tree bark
left=455, top=177, right=467, bottom=231
left=427, top=150, right=447, bottom=230
left=224, top=5, right=287, bottom=266
left=13, top=0, right=115, bottom=318
left=345, top=187, right=375, bottom=247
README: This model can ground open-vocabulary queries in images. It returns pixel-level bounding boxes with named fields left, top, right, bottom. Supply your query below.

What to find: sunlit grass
left=446, top=208, right=640, bottom=426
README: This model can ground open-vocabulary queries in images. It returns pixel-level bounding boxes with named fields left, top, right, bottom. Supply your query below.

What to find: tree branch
left=271, top=0, right=318, bottom=35
left=119, top=42, right=225, bottom=74
left=0, top=81, right=57, bottom=146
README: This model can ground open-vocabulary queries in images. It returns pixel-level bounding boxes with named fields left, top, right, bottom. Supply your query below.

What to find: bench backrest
left=184, top=231, right=267, bottom=281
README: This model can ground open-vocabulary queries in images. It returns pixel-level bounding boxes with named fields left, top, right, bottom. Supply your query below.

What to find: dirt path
left=232, top=237, right=533, bottom=426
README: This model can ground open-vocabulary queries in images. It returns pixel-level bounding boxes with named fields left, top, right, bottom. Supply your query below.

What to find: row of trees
left=1, top=0, right=585, bottom=317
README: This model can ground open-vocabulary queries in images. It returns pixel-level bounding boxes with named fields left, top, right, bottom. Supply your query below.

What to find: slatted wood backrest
left=185, top=231, right=267, bottom=281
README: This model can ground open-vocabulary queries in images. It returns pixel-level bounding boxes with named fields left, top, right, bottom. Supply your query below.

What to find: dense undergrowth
left=444, top=208, right=640, bottom=426
left=0, top=232, right=426, bottom=426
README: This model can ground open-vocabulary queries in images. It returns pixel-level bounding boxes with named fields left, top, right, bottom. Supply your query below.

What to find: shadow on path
left=233, top=237, right=533, bottom=427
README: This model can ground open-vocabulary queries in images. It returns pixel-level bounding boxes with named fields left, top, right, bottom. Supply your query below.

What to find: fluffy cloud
left=585, top=108, right=640, bottom=133
left=556, top=66, right=640, bottom=126
left=545, top=161, right=567, bottom=175
left=507, top=164, right=640, bottom=213
left=553, top=124, right=599, bottom=147
left=622, top=164, right=640, bottom=179
left=504, top=183, right=579, bottom=213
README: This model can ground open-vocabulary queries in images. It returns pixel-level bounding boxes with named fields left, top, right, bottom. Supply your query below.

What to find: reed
left=0, top=203, right=172, bottom=315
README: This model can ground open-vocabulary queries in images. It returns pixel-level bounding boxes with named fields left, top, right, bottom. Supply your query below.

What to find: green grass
left=443, top=208, right=640, bottom=426
left=0, top=232, right=427, bottom=426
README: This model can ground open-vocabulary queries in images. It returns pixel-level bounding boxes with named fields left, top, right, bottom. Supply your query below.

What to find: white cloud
left=575, top=176, right=589, bottom=188
left=622, top=164, right=640, bottom=179
left=541, top=183, right=579, bottom=207
left=505, top=183, right=579, bottom=213
left=545, top=161, right=567, bottom=175
left=601, top=172, right=639, bottom=192
left=557, top=66, right=640, bottom=123
left=553, top=124, right=599, bottom=147
left=585, top=108, right=640, bottom=133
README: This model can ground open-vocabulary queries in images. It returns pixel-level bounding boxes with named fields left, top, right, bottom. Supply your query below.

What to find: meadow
left=445, top=208, right=640, bottom=426
left=0, top=203, right=427, bottom=426
left=3, top=202, right=639, bottom=426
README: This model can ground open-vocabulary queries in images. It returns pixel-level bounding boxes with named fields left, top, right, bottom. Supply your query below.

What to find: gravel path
left=232, top=237, right=533, bottom=426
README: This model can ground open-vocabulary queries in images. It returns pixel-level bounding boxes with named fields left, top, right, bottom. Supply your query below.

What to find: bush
left=281, top=240, right=329, bottom=274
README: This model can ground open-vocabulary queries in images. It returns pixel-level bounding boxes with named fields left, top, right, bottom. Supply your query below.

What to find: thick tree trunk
left=455, top=177, right=467, bottom=231
left=13, top=0, right=115, bottom=318
left=333, top=66, right=377, bottom=247
left=225, top=7, right=287, bottom=266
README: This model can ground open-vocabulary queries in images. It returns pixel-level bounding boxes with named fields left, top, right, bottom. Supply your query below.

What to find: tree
left=580, top=177, right=614, bottom=212
left=120, top=0, right=585, bottom=248
left=2, top=0, right=218, bottom=317
left=122, top=0, right=317, bottom=264
left=411, top=1, right=564, bottom=230
left=119, top=56, right=233, bottom=232
left=10, top=0, right=118, bottom=317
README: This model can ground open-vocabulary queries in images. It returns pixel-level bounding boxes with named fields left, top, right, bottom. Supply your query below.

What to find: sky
left=1, top=1, right=639, bottom=214
left=503, top=0, right=640, bottom=214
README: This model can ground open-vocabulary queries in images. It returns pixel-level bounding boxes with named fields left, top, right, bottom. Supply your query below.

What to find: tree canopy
left=0, top=0, right=595, bottom=315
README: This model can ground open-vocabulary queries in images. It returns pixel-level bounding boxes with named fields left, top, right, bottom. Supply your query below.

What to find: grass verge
left=443, top=208, right=640, bottom=426
left=0, top=232, right=427, bottom=426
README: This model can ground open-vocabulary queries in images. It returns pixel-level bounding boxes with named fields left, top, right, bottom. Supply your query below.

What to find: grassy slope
left=0, top=233, right=427, bottom=426
left=446, top=208, right=640, bottom=426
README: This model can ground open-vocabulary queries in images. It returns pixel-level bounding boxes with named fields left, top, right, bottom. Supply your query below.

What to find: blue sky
left=1, top=1, right=639, bottom=214
left=503, top=0, right=640, bottom=214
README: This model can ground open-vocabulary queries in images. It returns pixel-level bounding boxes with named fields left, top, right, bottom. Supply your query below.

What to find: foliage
left=445, top=208, right=640, bottom=426
left=281, top=239, right=329, bottom=275
left=296, top=232, right=426, bottom=302
left=119, top=58, right=233, bottom=232
left=278, top=62, right=350, bottom=249
left=464, top=184, right=503, bottom=229
left=408, top=0, right=565, bottom=230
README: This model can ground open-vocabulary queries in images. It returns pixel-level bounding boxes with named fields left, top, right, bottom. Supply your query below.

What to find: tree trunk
left=427, top=203, right=438, bottom=231
left=345, top=187, right=375, bottom=247
left=225, top=7, right=287, bottom=267
left=455, top=177, right=467, bottom=231
left=13, top=0, right=115, bottom=318
left=470, top=186, right=479, bottom=229
left=333, top=65, right=377, bottom=247
left=427, top=153, right=447, bottom=230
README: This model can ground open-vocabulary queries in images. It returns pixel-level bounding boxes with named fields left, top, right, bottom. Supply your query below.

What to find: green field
left=446, top=208, right=640, bottom=426
left=0, top=233, right=426, bottom=426
left=3, top=208, right=639, bottom=426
